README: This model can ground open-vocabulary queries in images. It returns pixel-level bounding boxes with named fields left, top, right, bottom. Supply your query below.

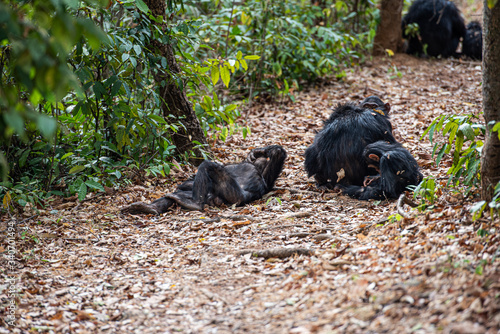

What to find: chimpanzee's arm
left=343, top=185, right=385, bottom=200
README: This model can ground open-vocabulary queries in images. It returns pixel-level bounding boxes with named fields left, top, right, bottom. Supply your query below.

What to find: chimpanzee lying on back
left=304, top=96, right=397, bottom=190
left=462, top=21, right=482, bottom=60
left=338, top=141, right=424, bottom=200
left=122, top=145, right=287, bottom=214
left=402, top=0, right=466, bottom=58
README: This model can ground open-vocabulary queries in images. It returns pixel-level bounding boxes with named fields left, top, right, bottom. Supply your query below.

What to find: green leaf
left=130, top=56, right=137, bottom=67
left=244, top=55, right=260, bottom=60
left=93, top=82, right=105, bottom=99
left=213, top=92, right=220, bottom=110
left=220, top=65, right=230, bottom=88
left=69, top=165, right=86, bottom=174
left=211, top=65, right=220, bottom=85
left=60, top=152, right=74, bottom=160
left=19, top=149, right=30, bottom=168
left=36, top=114, right=57, bottom=139
left=236, top=50, right=242, bottom=60
left=78, top=183, right=87, bottom=201
left=149, top=114, right=167, bottom=124
left=4, top=111, right=25, bottom=137
left=459, top=123, right=475, bottom=141
left=240, top=59, right=248, bottom=71
left=85, top=179, right=104, bottom=192
left=136, top=0, right=150, bottom=13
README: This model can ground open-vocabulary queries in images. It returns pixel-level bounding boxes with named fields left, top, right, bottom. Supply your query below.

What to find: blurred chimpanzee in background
left=402, top=0, right=466, bottom=58
left=338, top=141, right=424, bottom=200
left=304, top=96, right=397, bottom=190
left=122, top=145, right=287, bottom=214
left=462, top=21, right=482, bottom=60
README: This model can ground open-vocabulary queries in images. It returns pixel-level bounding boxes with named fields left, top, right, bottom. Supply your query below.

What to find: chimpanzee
left=121, top=145, right=287, bottom=214
left=338, top=141, right=423, bottom=200
left=304, top=96, right=397, bottom=189
left=462, top=21, right=482, bottom=60
left=402, top=0, right=466, bottom=58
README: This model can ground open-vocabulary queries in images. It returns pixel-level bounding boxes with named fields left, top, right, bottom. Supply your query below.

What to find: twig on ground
left=261, top=224, right=306, bottom=230
left=287, top=233, right=333, bottom=241
left=397, top=193, right=418, bottom=219
left=281, top=211, right=313, bottom=219
left=236, top=247, right=314, bottom=259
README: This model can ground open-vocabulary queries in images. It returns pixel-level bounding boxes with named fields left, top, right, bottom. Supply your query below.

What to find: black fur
left=304, top=96, right=396, bottom=189
left=462, top=21, right=482, bottom=60
left=339, top=141, right=423, bottom=200
left=402, top=0, right=466, bottom=58
left=123, top=145, right=287, bottom=214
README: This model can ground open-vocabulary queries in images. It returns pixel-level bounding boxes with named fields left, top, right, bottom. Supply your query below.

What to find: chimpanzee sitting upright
left=462, top=21, right=482, bottom=60
left=122, top=145, right=287, bottom=214
left=338, top=141, right=423, bottom=200
left=304, top=96, right=397, bottom=189
left=402, top=0, right=466, bottom=58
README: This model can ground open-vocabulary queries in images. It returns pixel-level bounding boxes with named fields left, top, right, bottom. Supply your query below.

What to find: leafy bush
left=416, top=114, right=495, bottom=218
left=181, top=0, right=379, bottom=99
left=0, top=0, right=253, bottom=211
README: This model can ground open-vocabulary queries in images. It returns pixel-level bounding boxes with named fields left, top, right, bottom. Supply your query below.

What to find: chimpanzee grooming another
left=121, top=145, right=287, bottom=214
left=402, top=0, right=466, bottom=58
left=338, top=141, right=424, bottom=200
left=462, top=21, right=482, bottom=60
left=304, top=96, right=397, bottom=190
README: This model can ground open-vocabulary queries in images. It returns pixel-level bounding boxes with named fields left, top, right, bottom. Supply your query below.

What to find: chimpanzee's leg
left=192, top=160, right=247, bottom=206
left=121, top=197, right=175, bottom=215
left=252, top=145, right=287, bottom=190
left=164, top=191, right=203, bottom=211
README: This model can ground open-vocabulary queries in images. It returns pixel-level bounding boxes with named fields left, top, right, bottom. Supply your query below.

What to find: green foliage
left=413, top=177, right=439, bottom=207
left=418, top=113, right=500, bottom=220
left=422, top=114, right=484, bottom=194
left=182, top=0, right=379, bottom=99
left=0, top=0, right=106, bottom=177
left=0, top=0, right=254, bottom=212
left=404, top=22, right=420, bottom=38
left=486, top=0, right=498, bottom=9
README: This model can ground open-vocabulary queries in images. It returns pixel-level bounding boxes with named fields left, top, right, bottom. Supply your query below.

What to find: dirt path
left=2, top=55, right=499, bottom=334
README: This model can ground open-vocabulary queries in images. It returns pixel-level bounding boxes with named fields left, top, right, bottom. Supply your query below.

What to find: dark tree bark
left=144, top=0, right=209, bottom=166
left=372, top=0, right=404, bottom=56
left=481, top=0, right=500, bottom=201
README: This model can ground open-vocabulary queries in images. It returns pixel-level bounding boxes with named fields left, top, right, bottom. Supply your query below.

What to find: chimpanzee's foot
left=121, top=202, right=159, bottom=215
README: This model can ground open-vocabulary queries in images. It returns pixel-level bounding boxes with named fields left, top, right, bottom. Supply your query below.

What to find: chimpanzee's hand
left=246, top=147, right=267, bottom=163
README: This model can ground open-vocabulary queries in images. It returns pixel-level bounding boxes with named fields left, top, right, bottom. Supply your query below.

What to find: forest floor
left=2, top=54, right=500, bottom=334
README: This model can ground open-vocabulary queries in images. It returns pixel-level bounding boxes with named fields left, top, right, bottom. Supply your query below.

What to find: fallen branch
left=222, top=214, right=260, bottom=222
left=260, top=224, right=306, bottom=230
left=281, top=211, right=313, bottom=219
left=397, top=193, right=418, bottom=219
left=237, top=247, right=314, bottom=259
left=287, top=233, right=333, bottom=241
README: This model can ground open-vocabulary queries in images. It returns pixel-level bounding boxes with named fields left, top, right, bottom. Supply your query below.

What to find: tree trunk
left=372, top=0, right=404, bottom=56
left=144, top=0, right=209, bottom=166
left=481, top=1, right=500, bottom=201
